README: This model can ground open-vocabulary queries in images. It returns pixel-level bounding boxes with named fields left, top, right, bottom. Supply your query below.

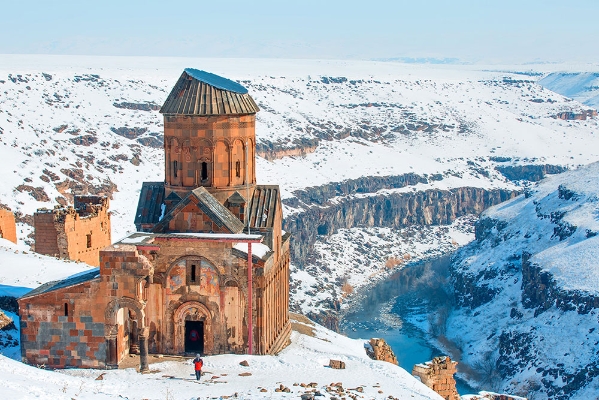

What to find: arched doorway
left=104, top=297, right=147, bottom=370
left=173, top=301, right=213, bottom=355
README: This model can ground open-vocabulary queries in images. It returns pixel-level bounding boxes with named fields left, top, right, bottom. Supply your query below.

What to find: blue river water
left=339, top=255, right=477, bottom=395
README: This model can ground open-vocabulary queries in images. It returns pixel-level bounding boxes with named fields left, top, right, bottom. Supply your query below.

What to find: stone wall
left=0, top=209, right=17, bottom=244
left=163, top=114, right=256, bottom=202
left=19, top=280, right=108, bottom=368
left=412, top=356, right=459, bottom=400
left=34, top=196, right=111, bottom=266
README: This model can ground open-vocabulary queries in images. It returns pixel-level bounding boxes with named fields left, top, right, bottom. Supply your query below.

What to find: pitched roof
left=248, top=185, right=280, bottom=229
left=152, top=187, right=244, bottom=234
left=160, top=69, right=260, bottom=116
left=227, top=191, right=247, bottom=204
left=21, top=268, right=100, bottom=299
left=134, top=182, right=165, bottom=228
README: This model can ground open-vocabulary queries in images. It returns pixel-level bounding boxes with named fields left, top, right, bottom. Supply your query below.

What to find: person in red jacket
left=193, top=354, right=203, bottom=381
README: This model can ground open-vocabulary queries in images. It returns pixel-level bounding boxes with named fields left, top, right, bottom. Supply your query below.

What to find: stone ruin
left=412, top=356, right=459, bottom=400
left=0, top=209, right=17, bottom=244
left=33, top=195, right=111, bottom=267
left=367, top=338, right=398, bottom=365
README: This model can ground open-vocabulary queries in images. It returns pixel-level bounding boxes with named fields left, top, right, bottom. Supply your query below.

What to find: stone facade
left=34, top=196, right=111, bottom=267
left=412, top=356, right=459, bottom=400
left=20, top=69, right=291, bottom=371
left=0, top=208, right=17, bottom=244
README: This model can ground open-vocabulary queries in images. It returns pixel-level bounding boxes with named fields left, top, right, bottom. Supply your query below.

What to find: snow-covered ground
left=0, top=309, right=442, bottom=399
left=2, top=54, right=599, bottom=398
left=441, top=161, right=599, bottom=399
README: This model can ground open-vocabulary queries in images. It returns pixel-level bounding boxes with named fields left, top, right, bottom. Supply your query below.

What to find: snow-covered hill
left=539, top=72, right=599, bottom=109
left=1, top=55, right=598, bottom=243
left=443, top=161, right=599, bottom=399
left=2, top=55, right=599, bottom=398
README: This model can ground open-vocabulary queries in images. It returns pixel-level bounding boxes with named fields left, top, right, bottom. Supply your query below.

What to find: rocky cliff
left=284, top=183, right=517, bottom=267
left=445, top=162, right=599, bottom=399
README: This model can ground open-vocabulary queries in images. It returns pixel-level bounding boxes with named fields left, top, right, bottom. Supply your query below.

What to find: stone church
left=18, top=69, right=291, bottom=370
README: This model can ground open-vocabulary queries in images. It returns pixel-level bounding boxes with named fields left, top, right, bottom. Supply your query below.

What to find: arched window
left=201, top=162, right=208, bottom=181
left=190, top=264, right=197, bottom=283
left=173, top=161, right=178, bottom=178
left=64, top=303, right=69, bottom=316
left=235, top=161, right=241, bottom=177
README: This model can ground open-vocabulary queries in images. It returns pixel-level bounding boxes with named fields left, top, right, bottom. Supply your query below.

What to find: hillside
left=1, top=55, right=599, bottom=398
left=2, top=55, right=599, bottom=320
left=443, top=161, right=599, bottom=399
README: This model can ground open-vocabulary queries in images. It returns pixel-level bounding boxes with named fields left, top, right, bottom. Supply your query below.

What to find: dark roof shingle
left=160, top=69, right=259, bottom=116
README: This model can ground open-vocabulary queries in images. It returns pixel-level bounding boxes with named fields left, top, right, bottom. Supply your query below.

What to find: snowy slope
left=0, top=303, right=442, bottom=399
left=442, top=161, right=599, bottom=399
left=539, top=72, right=599, bottom=109
left=1, top=55, right=599, bottom=243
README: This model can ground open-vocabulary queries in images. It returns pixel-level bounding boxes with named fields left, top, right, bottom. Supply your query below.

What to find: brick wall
left=0, top=209, right=17, bottom=244
left=34, top=196, right=111, bottom=266
left=19, top=282, right=108, bottom=368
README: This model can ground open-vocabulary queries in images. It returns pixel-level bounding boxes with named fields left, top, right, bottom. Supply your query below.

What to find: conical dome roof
left=160, top=68, right=259, bottom=116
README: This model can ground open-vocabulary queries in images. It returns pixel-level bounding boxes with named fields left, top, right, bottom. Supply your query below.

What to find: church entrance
left=185, top=321, right=204, bottom=354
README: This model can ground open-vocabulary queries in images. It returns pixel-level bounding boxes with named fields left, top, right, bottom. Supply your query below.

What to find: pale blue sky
left=1, top=0, right=597, bottom=63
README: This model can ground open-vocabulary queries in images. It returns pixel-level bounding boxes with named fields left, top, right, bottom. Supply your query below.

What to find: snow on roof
left=184, top=68, right=249, bottom=94
left=21, top=268, right=100, bottom=298
left=233, top=242, right=271, bottom=259
left=170, top=233, right=263, bottom=241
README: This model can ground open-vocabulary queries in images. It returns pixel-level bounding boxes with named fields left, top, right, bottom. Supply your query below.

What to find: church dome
left=160, top=68, right=260, bottom=116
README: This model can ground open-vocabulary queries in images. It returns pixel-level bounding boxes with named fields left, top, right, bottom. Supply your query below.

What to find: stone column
left=106, top=334, right=118, bottom=369
left=129, top=320, right=139, bottom=355
left=139, top=327, right=149, bottom=373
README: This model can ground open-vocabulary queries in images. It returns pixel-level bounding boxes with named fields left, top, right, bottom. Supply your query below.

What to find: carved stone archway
left=104, top=297, right=148, bottom=371
left=173, top=301, right=214, bottom=355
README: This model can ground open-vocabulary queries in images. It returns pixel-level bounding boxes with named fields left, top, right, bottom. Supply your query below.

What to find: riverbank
left=339, top=254, right=478, bottom=395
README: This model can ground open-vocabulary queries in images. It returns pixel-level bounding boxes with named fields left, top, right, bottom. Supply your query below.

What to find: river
left=339, top=255, right=477, bottom=395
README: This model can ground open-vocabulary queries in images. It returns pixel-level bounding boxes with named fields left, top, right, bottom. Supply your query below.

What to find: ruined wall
left=412, top=356, right=459, bottom=400
left=368, top=338, right=398, bottom=365
left=256, top=234, right=291, bottom=355
left=34, top=196, right=111, bottom=266
left=0, top=209, right=17, bottom=244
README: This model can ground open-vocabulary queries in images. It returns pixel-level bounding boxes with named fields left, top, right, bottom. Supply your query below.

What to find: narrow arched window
left=201, top=162, right=208, bottom=180
left=191, top=264, right=197, bottom=283
left=173, top=160, right=178, bottom=178
left=235, top=161, right=241, bottom=177
left=64, top=303, right=68, bottom=316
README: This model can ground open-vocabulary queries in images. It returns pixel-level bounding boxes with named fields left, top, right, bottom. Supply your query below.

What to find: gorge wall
left=283, top=181, right=518, bottom=267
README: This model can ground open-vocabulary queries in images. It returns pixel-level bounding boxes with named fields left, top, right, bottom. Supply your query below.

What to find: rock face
left=367, top=338, right=398, bottom=365
left=412, top=356, right=459, bottom=400
left=446, top=162, right=599, bottom=399
left=494, top=164, right=567, bottom=182
left=284, top=183, right=517, bottom=266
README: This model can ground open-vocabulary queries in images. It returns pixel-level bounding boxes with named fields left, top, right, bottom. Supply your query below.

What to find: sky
left=1, top=0, right=598, bottom=64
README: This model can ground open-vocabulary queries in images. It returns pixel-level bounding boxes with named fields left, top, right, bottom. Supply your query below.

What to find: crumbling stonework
left=0, top=208, right=17, bottom=244
left=367, top=338, right=398, bottom=365
left=34, top=196, right=111, bottom=266
left=412, top=356, right=459, bottom=400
